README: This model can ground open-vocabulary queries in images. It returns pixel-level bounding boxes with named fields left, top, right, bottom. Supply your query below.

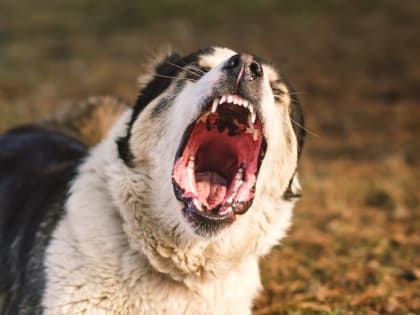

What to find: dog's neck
left=105, top=152, right=252, bottom=283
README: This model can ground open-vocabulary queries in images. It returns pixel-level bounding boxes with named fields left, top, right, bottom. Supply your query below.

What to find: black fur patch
left=117, top=47, right=215, bottom=166
left=289, top=90, right=305, bottom=158
left=151, top=79, right=190, bottom=119
left=0, top=126, right=87, bottom=314
left=282, top=80, right=305, bottom=200
left=270, top=76, right=305, bottom=158
left=282, top=174, right=302, bottom=200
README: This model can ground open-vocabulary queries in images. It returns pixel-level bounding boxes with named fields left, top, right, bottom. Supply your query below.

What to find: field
left=0, top=1, right=419, bottom=314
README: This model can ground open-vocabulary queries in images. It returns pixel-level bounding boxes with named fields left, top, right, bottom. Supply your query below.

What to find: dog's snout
left=224, top=54, right=263, bottom=82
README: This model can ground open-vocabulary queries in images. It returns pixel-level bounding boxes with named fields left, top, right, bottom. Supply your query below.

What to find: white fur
left=42, top=47, right=299, bottom=314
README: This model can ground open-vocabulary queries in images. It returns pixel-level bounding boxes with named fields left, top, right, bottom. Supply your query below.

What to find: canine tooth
left=251, top=111, right=256, bottom=124
left=193, top=199, right=202, bottom=211
left=233, top=178, right=243, bottom=192
left=226, top=168, right=244, bottom=204
left=227, top=95, right=233, bottom=103
left=187, top=157, right=196, bottom=194
left=211, top=98, right=218, bottom=113
left=220, top=95, right=226, bottom=104
left=226, top=180, right=243, bottom=204
left=231, top=180, right=241, bottom=193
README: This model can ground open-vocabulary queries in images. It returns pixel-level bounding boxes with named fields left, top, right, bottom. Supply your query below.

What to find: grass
left=1, top=0, right=419, bottom=313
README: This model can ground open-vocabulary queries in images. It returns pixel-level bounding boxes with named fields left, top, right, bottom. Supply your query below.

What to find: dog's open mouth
left=172, top=94, right=266, bottom=225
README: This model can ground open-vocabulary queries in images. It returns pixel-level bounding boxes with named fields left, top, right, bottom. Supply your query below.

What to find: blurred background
left=0, top=0, right=419, bottom=313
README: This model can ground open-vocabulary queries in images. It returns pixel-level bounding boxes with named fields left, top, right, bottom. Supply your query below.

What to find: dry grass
left=0, top=1, right=419, bottom=313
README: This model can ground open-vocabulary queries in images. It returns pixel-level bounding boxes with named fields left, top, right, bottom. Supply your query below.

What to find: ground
left=0, top=1, right=419, bottom=314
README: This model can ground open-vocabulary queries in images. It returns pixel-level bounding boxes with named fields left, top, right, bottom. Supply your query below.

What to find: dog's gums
left=172, top=93, right=266, bottom=225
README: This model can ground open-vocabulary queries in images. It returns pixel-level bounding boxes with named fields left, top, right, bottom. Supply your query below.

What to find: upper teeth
left=210, top=94, right=256, bottom=124
left=211, top=99, right=218, bottom=113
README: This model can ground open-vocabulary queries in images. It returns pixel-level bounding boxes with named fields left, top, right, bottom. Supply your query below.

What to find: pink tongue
left=195, top=171, right=227, bottom=208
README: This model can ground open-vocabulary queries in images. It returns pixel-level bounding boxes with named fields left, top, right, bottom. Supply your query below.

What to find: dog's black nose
left=224, top=53, right=263, bottom=82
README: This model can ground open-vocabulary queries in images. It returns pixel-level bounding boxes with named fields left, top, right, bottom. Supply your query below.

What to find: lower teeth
left=225, top=167, right=244, bottom=204
left=188, top=156, right=196, bottom=194
left=219, top=207, right=232, bottom=216
left=193, top=199, right=202, bottom=211
left=188, top=158, right=245, bottom=214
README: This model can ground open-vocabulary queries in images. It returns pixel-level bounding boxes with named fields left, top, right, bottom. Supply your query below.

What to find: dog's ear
left=289, top=88, right=305, bottom=159
left=283, top=83, right=305, bottom=200
left=117, top=51, right=184, bottom=166
left=135, top=51, right=184, bottom=114
left=283, top=173, right=302, bottom=200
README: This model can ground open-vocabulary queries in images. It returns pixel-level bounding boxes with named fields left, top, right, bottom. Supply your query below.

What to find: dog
left=0, top=46, right=305, bottom=314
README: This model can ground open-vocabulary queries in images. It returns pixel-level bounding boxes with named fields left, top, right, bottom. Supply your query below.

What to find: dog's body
left=0, top=47, right=304, bottom=314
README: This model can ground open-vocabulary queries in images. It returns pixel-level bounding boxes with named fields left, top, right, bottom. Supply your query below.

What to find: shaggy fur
left=43, top=96, right=129, bottom=146
left=0, top=46, right=304, bottom=314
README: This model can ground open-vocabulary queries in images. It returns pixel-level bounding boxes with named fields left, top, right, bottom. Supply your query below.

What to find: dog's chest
left=42, top=257, right=260, bottom=315
left=42, top=215, right=261, bottom=315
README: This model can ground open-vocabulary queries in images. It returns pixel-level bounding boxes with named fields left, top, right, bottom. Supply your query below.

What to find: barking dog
left=0, top=47, right=305, bottom=314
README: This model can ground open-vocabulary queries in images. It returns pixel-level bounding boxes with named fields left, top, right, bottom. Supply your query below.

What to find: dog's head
left=115, top=47, right=304, bottom=246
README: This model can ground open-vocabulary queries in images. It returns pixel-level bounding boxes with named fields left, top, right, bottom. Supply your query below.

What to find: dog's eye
left=183, top=65, right=210, bottom=80
left=270, top=84, right=287, bottom=102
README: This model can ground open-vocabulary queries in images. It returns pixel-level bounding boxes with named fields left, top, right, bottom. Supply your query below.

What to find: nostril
left=226, top=54, right=241, bottom=69
left=225, top=54, right=263, bottom=81
left=249, top=61, right=263, bottom=77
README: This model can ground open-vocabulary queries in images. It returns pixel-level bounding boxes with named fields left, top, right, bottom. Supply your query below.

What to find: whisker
left=165, top=61, right=203, bottom=78
left=273, top=92, right=306, bottom=98
left=153, top=74, right=196, bottom=82
left=289, top=91, right=306, bottom=96
left=290, top=117, right=319, bottom=137
left=187, top=65, right=206, bottom=75
left=185, top=68, right=204, bottom=78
